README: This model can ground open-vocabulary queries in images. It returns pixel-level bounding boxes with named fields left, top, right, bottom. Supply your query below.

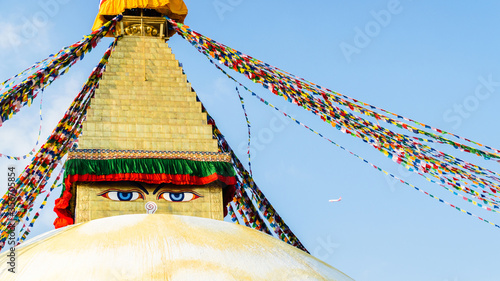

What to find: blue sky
left=1, top=1, right=500, bottom=280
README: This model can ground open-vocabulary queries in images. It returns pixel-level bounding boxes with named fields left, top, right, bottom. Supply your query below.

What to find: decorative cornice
left=68, top=149, right=231, bottom=163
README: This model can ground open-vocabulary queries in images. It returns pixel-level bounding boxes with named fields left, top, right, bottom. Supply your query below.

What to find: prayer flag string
left=16, top=167, right=65, bottom=244
left=196, top=95, right=309, bottom=252
left=0, top=89, right=44, bottom=160
left=167, top=18, right=500, bottom=223
left=236, top=86, right=253, bottom=176
left=0, top=15, right=122, bottom=127
left=204, top=53, right=500, bottom=217
left=0, top=37, right=119, bottom=251
left=199, top=47, right=500, bottom=227
left=242, top=78, right=500, bottom=228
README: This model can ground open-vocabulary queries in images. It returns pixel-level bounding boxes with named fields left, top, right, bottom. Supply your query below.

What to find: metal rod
left=140, top=9, right=144, bottom=36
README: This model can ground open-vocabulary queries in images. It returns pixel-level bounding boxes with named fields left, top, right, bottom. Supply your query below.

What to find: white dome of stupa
left=0, top=214, right=353, bottom=280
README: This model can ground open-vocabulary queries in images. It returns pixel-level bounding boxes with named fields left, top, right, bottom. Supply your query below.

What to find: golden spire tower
left=53, top=3, right=236, bottom=228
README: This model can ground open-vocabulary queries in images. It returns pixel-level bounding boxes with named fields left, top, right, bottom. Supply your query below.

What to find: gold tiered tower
left=80, top=37, right=218, bottom=153
left=55, top=10, right=236, bottom=226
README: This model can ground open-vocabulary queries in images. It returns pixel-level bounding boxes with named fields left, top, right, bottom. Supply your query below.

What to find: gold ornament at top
left=124, top=24, right=159, bottom=36
left=116, top=11, right=170, bottom=38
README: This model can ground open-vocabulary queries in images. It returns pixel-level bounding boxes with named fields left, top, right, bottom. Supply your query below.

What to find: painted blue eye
left=169, top=192, right=184, bottom=202
left=117, top=192, right=133, bottom=201
left=158, top=192, right=201, bottom=202
left=99, top=190, right=144, bottom=201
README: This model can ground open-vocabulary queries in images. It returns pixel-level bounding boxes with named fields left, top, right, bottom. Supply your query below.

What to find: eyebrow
left=129, top=182, right=149, bottom=195
left=153, top=183, right=168, bottom=195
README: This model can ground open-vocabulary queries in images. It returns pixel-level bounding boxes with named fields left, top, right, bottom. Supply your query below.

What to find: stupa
left=0, top=1, right=354, bottom=280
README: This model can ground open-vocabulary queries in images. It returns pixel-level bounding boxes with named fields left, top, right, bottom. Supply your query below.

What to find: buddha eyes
left=157, top=191, right=201, bottom=202
left=98, top=190, right=144, bottom=202
left=98, top=189, right=202, bottom=202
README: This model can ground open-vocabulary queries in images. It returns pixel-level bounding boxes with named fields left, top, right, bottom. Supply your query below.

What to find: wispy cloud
left=0, top=23, right=23, bottom=51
